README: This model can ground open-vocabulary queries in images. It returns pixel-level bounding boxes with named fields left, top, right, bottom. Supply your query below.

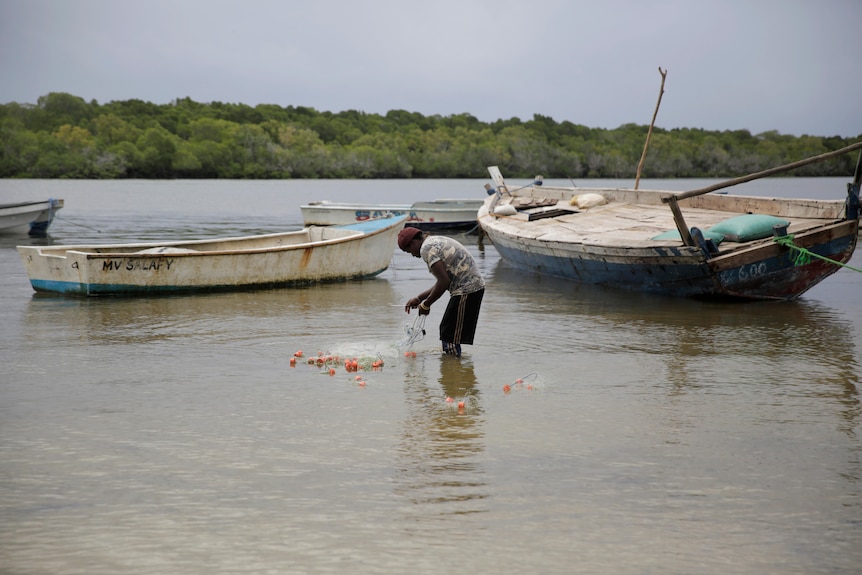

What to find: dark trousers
left=439, top=289, right=484, bottom=345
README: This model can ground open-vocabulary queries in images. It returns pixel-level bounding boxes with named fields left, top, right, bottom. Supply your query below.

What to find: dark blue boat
left=478, top=145, right=861, bottom=301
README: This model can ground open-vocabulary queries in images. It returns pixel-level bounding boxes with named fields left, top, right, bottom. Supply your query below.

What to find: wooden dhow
left=478, top=144, right=862, bottom=301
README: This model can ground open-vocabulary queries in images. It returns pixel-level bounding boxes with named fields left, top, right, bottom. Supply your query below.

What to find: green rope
left=773, top=234, right=862, bottom=273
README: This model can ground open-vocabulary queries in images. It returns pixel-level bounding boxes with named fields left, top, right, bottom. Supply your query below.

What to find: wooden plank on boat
left=514, top=197, right=558, bottom=209
left=528, top=208, right=579, bottom=221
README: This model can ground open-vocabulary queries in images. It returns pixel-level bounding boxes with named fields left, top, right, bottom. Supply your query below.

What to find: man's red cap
left=397, top=226, right=422, bottom=251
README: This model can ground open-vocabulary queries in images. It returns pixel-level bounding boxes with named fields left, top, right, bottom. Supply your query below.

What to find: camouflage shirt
left=420, top=236, right=485, bottom=296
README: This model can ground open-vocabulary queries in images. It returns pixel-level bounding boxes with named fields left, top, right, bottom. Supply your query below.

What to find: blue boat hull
left=486, top=219, right=858, bottom=300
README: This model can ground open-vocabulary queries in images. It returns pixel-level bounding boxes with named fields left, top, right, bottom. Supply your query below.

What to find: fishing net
left=399, top=314, right=426, bottom=349
left=292, top=349, right=386, bottom=372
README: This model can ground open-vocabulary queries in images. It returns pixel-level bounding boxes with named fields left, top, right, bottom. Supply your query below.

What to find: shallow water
left=1, top=178, right=860, bottom=574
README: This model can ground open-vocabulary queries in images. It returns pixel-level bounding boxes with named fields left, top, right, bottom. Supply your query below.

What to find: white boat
left=300, top=198, right=483, bottom=231
left=0, top=199, right=64, bottom=237
left=17, top=216, right=406, bottom=296
left=478, top=143, right=862, bottom=301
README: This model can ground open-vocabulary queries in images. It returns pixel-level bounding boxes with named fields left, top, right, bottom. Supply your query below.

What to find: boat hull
left=707, top=220, right=858, bottom=299
left=300, top=199, right=482, bottom=230
left=485, top=219, right=858, bottom=300
left=17, top=216, right=405, bottom=296
left=0, top=199, right=64, bottom=237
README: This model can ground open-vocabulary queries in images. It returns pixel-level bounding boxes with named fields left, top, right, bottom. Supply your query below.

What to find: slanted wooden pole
left=664, top=140, right=862, bottom=202
left=665, top=196, right=694, bottom=246
left=660, top=140, right=862, bottom=246
left=635, top=67, right=667, bottom=190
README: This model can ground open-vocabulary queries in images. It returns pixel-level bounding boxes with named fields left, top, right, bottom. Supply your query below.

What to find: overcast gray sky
left=1, top=0, right=859, bottom=137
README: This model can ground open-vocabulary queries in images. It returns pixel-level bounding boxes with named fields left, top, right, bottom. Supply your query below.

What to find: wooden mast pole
left=635, top=67, right=667, bottom=190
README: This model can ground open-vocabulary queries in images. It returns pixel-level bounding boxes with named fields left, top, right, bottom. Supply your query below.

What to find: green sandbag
left=707, top=214, right=789, bottom=242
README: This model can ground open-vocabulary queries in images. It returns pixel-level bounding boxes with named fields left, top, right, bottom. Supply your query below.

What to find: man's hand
left=404, top=297, right=421, bottom=313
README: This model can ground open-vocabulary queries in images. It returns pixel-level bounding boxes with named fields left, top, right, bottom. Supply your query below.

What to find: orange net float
left=504, top=373, right=538, bottom=392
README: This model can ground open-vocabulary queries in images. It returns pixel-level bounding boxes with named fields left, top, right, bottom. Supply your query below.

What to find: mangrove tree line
left=1, top=92, right=858, bottom=179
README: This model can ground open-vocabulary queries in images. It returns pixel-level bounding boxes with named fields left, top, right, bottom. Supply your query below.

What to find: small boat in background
left=0, top=199, right=64, bottom=237
left=17, top=215, right=406, bottom=296
left=300, top=198, right=483, bottom=231
left=478, top=144, right=862, bottom=301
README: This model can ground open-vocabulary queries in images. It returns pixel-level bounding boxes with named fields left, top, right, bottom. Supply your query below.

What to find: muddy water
left=1, top=178, right=860, bottom=574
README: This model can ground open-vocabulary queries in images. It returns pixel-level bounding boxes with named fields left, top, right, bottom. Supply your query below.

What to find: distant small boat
left=300, top=198, right=483, bottom=231
left=17, top=216, right=406, bottom=296
left=478, top=144, right=862, bottom=301
left=0, top=199, right=64, bottom=237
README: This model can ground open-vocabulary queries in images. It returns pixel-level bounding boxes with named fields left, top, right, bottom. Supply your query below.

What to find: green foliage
left=0, top=91, right=858, bottom=179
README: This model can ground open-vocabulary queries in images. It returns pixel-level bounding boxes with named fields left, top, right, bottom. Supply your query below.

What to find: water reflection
left=490, top=260, right=860, bottom=434
left=394, top=355, right=487, bottom=521
left=21, top=278, right=399, bottom=349
left=0, top=234, right=59, bottom=250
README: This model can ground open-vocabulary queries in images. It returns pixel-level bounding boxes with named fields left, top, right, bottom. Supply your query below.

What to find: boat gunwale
left=19, top=216, right=407, bottom=259
left=0, top=199, right=65, bottom=210
left=492, top=183, right=846, bottom=210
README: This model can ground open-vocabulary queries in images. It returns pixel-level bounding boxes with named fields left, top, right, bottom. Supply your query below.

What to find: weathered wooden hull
left=17, top=216, right=405, bottom=296
left=300, top=199, right=482, bottom=230
left=0, top=199, right=64, bottom=237
left=486, top=219, right=857, bottom=299
left=479, top=169, right=859, bottom=301
left=706, top=220, right=858, bottom=298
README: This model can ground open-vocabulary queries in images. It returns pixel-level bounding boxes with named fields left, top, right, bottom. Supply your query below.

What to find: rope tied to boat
left=53, top=214, right=102, bottom=233
left=773, top=234, right=862, bottom=273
